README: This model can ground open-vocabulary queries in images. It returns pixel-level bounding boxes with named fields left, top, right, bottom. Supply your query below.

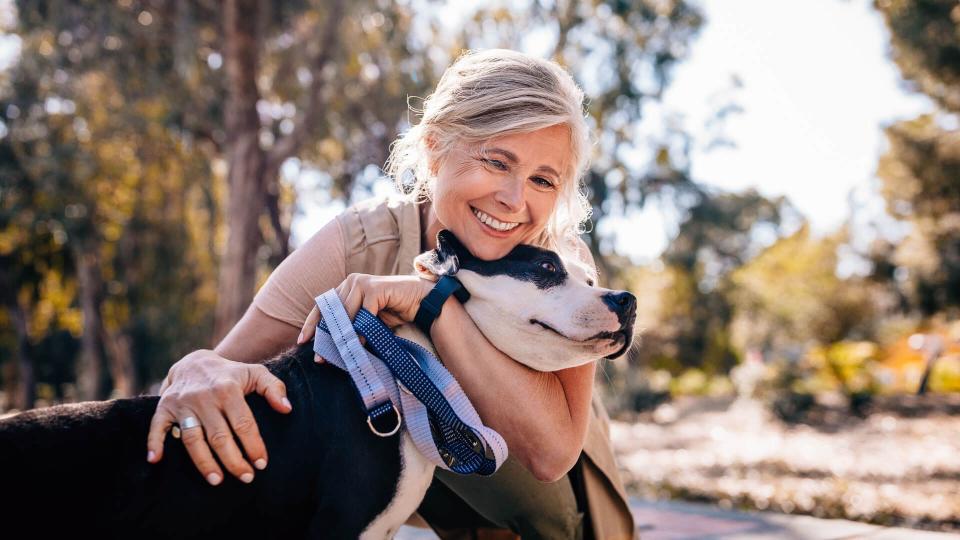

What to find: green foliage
left=871, top=1, right=960, bottom=316
left=807, top=341, right=882, bottom=397
left=629, top=189, right=798, bottom=375
left=1, top=0, right=710, bottom=403
left=729, top=225, right=877, bottom=356
left=875, top=115, right=960, bottom=314
left=874, top=0, right=960, bottom=113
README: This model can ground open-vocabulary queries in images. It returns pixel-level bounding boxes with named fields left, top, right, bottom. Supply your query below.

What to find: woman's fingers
left=249, top=363, right=292, bottom=414
left=221, top=391, right=269, bottom=472
left=177, top=409, right=226, bottom=486
left=146, top=402, right=176, bottom=463
left=196, top=401, right=256, bottom=484
left=380, top=310, right=405, bottom=329
left=297, top=306, right=321, bottom=345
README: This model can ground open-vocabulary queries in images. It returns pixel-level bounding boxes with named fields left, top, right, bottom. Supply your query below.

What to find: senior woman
left=145, top=49, right=635, bottom=539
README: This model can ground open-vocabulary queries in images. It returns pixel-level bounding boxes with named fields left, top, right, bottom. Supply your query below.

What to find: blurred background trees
left=0, top=0, right=957, bottom=417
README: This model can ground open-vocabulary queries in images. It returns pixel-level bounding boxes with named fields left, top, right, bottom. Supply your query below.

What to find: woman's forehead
left=476, top=126, right=571, bottom=174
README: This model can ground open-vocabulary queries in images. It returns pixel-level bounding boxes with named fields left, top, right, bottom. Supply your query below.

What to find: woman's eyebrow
left=486, top=147, right=561, bottom=177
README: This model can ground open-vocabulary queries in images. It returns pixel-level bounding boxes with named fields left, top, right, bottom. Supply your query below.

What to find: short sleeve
left=251, top=218, right=348, bottom=329
left=251, top=194, right=423, bottom=328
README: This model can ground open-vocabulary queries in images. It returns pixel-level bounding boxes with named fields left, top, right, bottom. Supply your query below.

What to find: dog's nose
left=602, top=291, right=636, bottom=324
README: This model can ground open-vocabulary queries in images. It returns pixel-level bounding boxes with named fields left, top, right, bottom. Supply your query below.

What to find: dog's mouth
left=530, top=319, right=633, bottom=357
left=603, top=328, right=633, bottom=359
left=530, top=318, right=569, bottom=340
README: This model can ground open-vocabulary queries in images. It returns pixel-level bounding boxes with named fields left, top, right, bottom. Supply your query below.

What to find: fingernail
left=240, top=472, right=254, bottom=484
left=254, top=458, right=267, bottom=470
left=297, top=331, right=304, bottom=344
left=206, top=473, right=222, bottom=486
left=147, top=450, right=155, bottom=462
left=282, top=397, right=292, bottom=410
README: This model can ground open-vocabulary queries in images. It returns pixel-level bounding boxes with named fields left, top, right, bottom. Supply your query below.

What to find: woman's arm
left=429, top=294, right=595, bottom=483
left=295, top=273, right=595, bottom=483
left=146, top=218, right=346, bottom=484
left=292, top=236, right=602, bottom=482
left=215, top=305, right=300, bottom=363
left=429, top=238, right=600, bottom=482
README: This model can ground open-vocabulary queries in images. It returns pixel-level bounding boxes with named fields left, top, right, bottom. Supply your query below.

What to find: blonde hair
left=385, top=48, right=594, bottom=260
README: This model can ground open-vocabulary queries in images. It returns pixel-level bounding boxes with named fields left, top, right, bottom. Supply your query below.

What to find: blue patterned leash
left=312, top=289, right=507, bottom=475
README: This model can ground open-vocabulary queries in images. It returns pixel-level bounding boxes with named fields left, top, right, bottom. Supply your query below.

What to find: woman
left=145, top=49, right=635, bottom=539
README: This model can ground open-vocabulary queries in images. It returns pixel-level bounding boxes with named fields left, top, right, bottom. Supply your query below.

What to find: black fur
left=0, top=344, right=402, bottom=539
left=435, top=229, right=569, bottom=290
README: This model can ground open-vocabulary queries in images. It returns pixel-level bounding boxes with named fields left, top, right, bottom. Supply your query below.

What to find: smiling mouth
left=471, top=206, right=522, bottom=233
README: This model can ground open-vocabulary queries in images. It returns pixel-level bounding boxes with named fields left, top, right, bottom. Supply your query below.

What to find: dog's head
left=414, top=230, right=637, bottom=372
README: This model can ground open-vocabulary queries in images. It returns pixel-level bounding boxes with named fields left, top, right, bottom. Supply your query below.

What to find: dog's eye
left=539, top=261, right=556, bottom=273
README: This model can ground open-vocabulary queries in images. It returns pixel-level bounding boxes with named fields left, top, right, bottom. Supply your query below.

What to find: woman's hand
left=145, top=349, right=292, bottom=486
left=297, top=273, right=433, bottom=346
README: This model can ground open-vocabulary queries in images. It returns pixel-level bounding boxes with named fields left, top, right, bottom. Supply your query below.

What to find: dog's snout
left=602, top=291, right=637, bottom=323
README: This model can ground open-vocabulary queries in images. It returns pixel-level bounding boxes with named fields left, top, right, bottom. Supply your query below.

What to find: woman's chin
left=469, top=244, right=511, bottom=261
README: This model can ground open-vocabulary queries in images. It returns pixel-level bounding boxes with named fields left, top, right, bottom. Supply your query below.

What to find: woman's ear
left=424, top=134, right=440, bottom=176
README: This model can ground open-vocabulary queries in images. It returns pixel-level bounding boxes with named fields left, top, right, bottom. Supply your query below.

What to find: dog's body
left=0, top=349, right=411, bottom=538
left=0, top=231, right=636, bottom=539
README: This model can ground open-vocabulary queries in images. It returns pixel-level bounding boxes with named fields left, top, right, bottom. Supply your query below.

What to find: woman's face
left=431, top=124, right=570, bottom=261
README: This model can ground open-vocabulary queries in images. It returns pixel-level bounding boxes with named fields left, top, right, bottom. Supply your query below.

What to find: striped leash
left=312, top=288, right=507, bottom=475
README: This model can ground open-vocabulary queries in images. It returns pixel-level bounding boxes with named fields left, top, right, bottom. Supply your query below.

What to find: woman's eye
left=540, top=261, right=556, bottom=273
left=483, top=158, right=508, bottom=170
left=532, top=176, right=554, bottom=188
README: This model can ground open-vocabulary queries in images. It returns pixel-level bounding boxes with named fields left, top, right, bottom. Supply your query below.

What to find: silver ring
left=180, top=416, right=201, bottom=430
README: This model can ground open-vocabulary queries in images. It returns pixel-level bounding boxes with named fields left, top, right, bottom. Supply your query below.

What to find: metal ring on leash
left=367, top=406, right=402, bottom=437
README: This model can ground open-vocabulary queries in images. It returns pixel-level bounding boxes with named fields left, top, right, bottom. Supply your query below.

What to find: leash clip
left=366, top=402, right=403, bottom=437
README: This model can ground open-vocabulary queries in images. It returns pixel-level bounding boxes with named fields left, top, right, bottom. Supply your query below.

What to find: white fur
left=456, top=266, right=625, bottom=371
left=360, top=433, right=435, bottom=540
left=361, top=249, right=629, bottom=536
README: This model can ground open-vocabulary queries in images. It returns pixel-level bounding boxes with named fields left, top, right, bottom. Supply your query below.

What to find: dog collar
left=414, top=275, right=470, bottom=336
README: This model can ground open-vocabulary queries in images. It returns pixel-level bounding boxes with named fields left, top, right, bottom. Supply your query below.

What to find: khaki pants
left=416, top=454, right=589, bottom=540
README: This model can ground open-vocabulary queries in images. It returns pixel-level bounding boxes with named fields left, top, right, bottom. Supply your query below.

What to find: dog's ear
left=414, top=229, right=464, bottom=279
left=436, top=229, right=467, bottom=259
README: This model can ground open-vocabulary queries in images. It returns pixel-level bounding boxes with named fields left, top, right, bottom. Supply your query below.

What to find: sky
left=601, top=0, right=934, bottom=261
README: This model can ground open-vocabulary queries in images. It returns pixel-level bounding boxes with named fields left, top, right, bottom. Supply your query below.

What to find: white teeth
left=472, top=207, right=519, bottom=232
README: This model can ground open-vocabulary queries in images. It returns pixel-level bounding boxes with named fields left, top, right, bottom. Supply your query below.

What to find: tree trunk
left=213, top=0, right=344, bottom=343
left=75, top=244, right=111, bottom=401
left=11, top=301, right=35, bottom=409
left=0, top=261, right=31, bottom=411
left=3, top=300, right=35, bottom=411
left=213, top=0, right=268, bottom=343
left=102, top=327, right=136, bottom=397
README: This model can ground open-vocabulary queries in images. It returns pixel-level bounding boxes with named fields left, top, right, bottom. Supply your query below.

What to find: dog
left=0, top=230, right=636, bottom=539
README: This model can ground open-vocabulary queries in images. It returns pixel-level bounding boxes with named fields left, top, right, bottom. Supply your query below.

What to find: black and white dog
left=0, top=230, right=636, bottom=539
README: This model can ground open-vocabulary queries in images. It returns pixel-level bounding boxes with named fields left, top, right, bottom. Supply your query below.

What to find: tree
left=728, top=224, right=877, bottom=358
left=875, top=115, right=960, bottom=314
left=873, top=0, right=960, bottom=315
left=626, top=189, right=799, bottom=373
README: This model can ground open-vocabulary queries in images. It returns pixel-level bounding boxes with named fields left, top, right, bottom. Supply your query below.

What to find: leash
left=312, top=289, right=507, bottom=476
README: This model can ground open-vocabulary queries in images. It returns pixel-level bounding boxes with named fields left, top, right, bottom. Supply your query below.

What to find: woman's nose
left=494, top=177, right=525, bottom=213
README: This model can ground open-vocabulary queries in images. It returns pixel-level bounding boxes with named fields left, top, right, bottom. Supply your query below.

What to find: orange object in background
left=878, top=321, right=960, bottom=393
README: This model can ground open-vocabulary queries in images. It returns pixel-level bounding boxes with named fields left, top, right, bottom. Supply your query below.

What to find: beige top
left=252, top=195, right=636, bottom=539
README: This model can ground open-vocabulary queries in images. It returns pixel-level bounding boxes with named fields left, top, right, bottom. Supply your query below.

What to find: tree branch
left=266, top=0, right=345, bottom=172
